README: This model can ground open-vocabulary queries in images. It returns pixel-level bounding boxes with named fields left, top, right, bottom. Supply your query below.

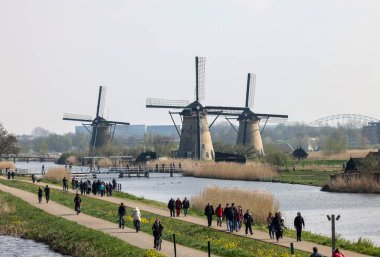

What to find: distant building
left=146, top=125, right=180, bottom=138
left=363, top=122, right=380, bottom=144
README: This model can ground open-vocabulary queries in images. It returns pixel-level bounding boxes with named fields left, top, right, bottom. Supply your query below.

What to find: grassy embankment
left=3, top=178, right=380, bottom=256
left=0, top=179, right=308, bottom=257
left=0, top=190, right=164, bottom=257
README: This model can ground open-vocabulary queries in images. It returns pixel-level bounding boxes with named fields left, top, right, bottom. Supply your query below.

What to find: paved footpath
left=5, top=178, right=372, bottom=257
left=0, top=183, right=218, bottom=257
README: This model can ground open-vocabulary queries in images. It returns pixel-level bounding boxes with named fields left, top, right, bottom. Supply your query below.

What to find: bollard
left=208, top=241, right=211, bottom=257
left=173, top=234, right=177, bottom=257
left=290, top=242, right=295, bottom=257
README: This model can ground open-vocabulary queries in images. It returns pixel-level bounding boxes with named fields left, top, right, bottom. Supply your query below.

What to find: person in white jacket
left=132, top=207, right=141, bottom=232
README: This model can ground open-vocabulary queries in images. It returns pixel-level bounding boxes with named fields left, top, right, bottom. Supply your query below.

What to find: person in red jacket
left=332, top=248, right=345, bottom=257
left=175, top=198, right=182, bottom=217
left=215, top=204, right=224, bottom=227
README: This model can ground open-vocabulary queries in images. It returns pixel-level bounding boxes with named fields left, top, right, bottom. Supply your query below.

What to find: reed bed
left=98, top=158, right=113, bottom=167
left=43, top=167, right=71, bottom=182
left=66, top=155, right=79, bottom=165
left=0, top=161, right=15, bottom=170
left=184, top=162, right=278, bottom=181
left=191, top=186, right=279, bottom=224
left=148, top=158, right=196, bottom=170
left=308, top=150, right=373, bottom=160
left=324, top=175, right=380, bottom=193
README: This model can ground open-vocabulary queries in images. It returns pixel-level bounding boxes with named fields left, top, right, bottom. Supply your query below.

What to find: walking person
left=272, top=212, right=283, bottom=242
left=62, top=177, right=68, bottom=191
left=267, top=212, right=275, bottom=239
left=204, top=203, right=214, bottom=227
left=44, top=185, right=50, bottom=203
left=310, top=247, right=322, bottom=257
left=243, top=209, right=254, bottom=236
left=175, top=198, right=182, bottom=217
left=132, top=207, right=141, bottom=232
left=32, top=174, right=36, bottom=183
left=11, top=170, right=15, bottom=180
left=294, top=212, right=305, bottom=241
left=118, top=202, right=126, bottom=229
left=237, top=206, right=243, bottom=232
left=332, top=248, right=346, bottom=257
left=224, top=203, right=233, bottom=232
left=215, top=204, right=224, bottom=227
left=152, top=218, right=164, bottom=250
left=182, top=197, right=190, bottom=217
left=74, top=193, right=81, bottom=214
left=7, top=169, right=11, bottom=180
left=37, top=187, right=43, bottom=204
left=231, top=203, right=237, bottom=232
left=167, top=198, right=175, bottom=217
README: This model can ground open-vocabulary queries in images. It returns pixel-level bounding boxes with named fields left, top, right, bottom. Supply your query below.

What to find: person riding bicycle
left=132, top=207, right=141, bottom=233
left=152, top=218, right=164, bottom=250
left=74, top=193, right=81, bottom=214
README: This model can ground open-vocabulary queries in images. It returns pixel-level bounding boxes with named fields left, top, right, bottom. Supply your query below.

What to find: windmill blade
left=96, top=86, right=107, bottom=118
left=146, top=98, right=190, bottom=109
left=246, top=73, right=256, bottom=108
left=255, top=113, right=288, bottom=123
left=195, top=56, right=206, bottom=102
left=63, top=113, right=93, bottom=122
left=105, top=121, right=130, bottom=125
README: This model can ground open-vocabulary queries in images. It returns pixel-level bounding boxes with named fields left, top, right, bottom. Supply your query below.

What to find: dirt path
left=0, top=182, right=217, bottom=257
left=7, top=178, right=373, bottom=257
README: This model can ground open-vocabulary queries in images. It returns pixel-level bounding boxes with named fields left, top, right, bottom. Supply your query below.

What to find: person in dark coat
left=272, top=212, right=283, bottom=242
left=37, top=187, right=43, bottom=203
left=118, top=202, right=126, bottom=229
left=204, top=203, right=214, bottom=227
left=182, top=197, right=190, bottom=217
left=310, top=247, right=322, bottom=257
left=11, top=170, right=15, bottom=180
left=294, top=212, right=305, bottom=241
left=7, top=169, right=11, bottom=180
left=224, top=203, right=233, bottom=232
left=74, top=194, right=81, bottom=214
left=243, top=209, right=254, bottom=235
left=168, top=198, right=175, bottom=217
left=152, top=218, right=164, bottom=250
left=32, top=174, right=36, bottom=183
left=44, top=185, right=50, bottom=203
left=62, top=177, right=68, bottom=191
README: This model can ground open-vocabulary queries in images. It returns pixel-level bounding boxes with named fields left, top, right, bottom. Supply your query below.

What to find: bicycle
left=134, top=220, right=141, bottom=233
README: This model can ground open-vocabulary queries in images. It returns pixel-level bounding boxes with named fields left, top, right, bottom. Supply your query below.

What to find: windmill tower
left=63, top=86, right=130, bottom=153
left=227, top=73, right=288, bottom=155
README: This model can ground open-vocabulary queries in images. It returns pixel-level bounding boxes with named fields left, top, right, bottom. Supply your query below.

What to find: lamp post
left=327, top=214, right=341, bottom=254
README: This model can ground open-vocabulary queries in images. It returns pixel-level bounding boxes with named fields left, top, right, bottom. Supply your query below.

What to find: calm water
left=0, top=235, right=67, bottom=257
left=15, top=162, right=380, bottom=245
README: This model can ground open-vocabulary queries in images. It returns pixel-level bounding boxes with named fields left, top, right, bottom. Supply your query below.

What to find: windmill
left=63, top=86, right=130, bottom=153
left=146, top=57, right=247, bottom=160
left=224, top=73, right=288, bottom=155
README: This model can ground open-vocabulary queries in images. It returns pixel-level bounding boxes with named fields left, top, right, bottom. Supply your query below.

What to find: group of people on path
left=205, top=203, right=254, bottom=235
left=62, top=177, right=117, bottom=197
left=6, top=168, right=15, bottom=180
left=37, top=185, right=50, bottom=203
left=167, top=197, right=190, bottom=217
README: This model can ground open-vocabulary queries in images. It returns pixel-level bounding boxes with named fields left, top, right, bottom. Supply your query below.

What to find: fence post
left=208, top=241, right=211, bottom=257
left=173, top=233, right=177, bottom=257
left=290, top=242, right=295, bottom=257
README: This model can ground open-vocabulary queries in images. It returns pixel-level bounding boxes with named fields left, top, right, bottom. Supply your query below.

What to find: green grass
left=0, top=190, right=163, bottom=257
left=260, top=169, right=341, bottom=187
left=0, top=179, right=308, bottom=257
left=6, top=178, right=380, bottom=256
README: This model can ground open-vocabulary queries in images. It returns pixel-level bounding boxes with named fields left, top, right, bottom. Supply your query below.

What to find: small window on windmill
left=206, top=152, right=209, bottom=158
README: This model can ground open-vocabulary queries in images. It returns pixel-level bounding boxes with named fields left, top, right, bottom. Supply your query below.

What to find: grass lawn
left=0, top=178, right=308, bottom=257
left=0, top=190, right=163, bottom=257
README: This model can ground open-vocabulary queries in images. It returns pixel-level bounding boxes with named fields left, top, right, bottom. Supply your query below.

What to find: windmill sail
left=146, top=98, right=190, bottom=109
left=63, top=113, right=93, bottom=122
left=96, top=86, right=107, bottom=118
left=195, top=56, right=206, bottom=102
left=246, top=73, right=256, bottom=108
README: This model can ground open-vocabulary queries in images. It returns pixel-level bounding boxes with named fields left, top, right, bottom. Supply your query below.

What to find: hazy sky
left=1, top=0, right=379, bottom=135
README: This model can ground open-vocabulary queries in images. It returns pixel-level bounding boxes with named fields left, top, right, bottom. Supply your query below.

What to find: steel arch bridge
left=309, top=114, right=379, bottom=127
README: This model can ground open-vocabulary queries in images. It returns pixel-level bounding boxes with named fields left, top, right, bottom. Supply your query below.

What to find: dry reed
left=185, top=162, right=278, bottom=181
left=308, top=149, right=374, bottom=160
left=191, top=186, right=279, bottom=224
left=43, top=167, right=71, bottom=182
left=67, top=155, right=79, bottom=165
left=98, top=158, right=113, bottom=167
left=324, top=175, right=380, bottom=193
left=0, top=161, right=15, bottom=170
